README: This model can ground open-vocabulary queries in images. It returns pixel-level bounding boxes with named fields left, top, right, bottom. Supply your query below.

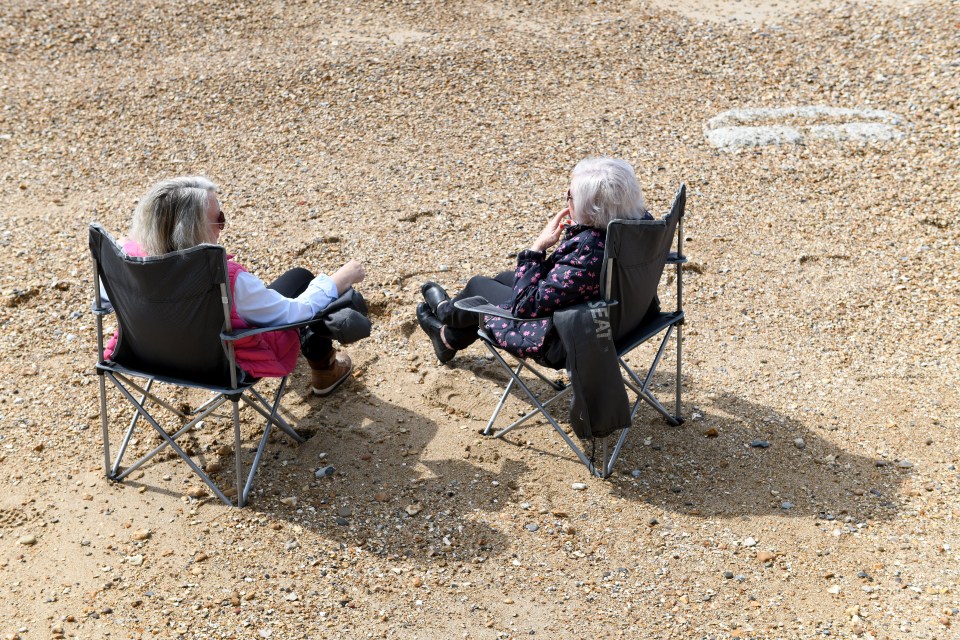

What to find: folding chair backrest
left=600, top=184, right=685, bottom=344
left=89, top=223, right=234, bottom=386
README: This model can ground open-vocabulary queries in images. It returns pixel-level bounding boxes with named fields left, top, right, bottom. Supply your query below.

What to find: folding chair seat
left=89, top=223, right=325, bottom=507
left=454, top=184, right=687, bottom=478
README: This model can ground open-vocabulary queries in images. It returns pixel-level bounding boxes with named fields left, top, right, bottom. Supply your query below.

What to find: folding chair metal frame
left=457, top=184, right=688, bottom=478
left=90, top=223, right=319, bottom=507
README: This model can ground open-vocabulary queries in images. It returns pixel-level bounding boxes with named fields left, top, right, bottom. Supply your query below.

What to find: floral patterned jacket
left=486, top=223, right=608, bottom=362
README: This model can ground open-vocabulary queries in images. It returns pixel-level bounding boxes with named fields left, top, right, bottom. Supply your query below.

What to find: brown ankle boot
left=308, top=350, right=352, bottom=396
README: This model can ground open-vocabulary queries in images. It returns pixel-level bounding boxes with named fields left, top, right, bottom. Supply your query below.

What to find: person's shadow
left=233, top=364, right=529, bottom=562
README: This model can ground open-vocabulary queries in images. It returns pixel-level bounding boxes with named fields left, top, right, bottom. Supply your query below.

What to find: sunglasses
left=212, top=209, right=226, bottom=230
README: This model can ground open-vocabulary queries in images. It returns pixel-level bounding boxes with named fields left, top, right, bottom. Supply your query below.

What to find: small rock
left=749, top=439, right=770, bottom=448
left=132, top=529, right=151, bottom=541
left=127, top=554, right=144, bottom=566
left=571, top=483, right=587, bottom=491
left=743, top=537, right=757, bottom=547
left=827, top=585, right=842, bottom=595
left=525, top=524, right=539, bottom=532
left=704, top=427, right=719, bottom=438
left=723, top=571, right=734, bottom=579
left=896, top=460, right=914, bottom=469
left=315, top=465, right=335, bottom=478
left=286, top=592, right=299, bottom=601
left=195, top=552, right=209, bottom=563
left=781, top=501, right=794, bottom=510
left=17, top=534, right=37, bottom=546
left=794, top=438, right=806, bottom=449
left=756, top=551, right=776, bottom=563
left=405, top=503, right=422, bottom=516
left=630, top=469, right=641, bottom=478
left=186, top=487, right=206, bottom=499
left=374, top=492, right=390, bottom=502
left=285, top=540, right=300, bottom=551
left=279, top=496, right=297, bottom=507
left=338, top=506, right=352, bottom=518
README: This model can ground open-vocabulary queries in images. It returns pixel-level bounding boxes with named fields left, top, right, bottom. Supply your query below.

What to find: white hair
left=130, top=176, right=218, bottom=255
left=570, top=157, right=647, bottom=229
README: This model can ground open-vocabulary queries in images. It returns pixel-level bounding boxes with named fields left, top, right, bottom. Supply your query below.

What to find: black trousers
left=267, top=268, right=333, bottom=361
left=439, top=271, right=514, bottom=350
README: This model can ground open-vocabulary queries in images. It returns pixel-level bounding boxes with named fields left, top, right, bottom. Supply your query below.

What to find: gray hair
left=130, top=176, right=218, bottom=255
left=570, top=157, right=647, bottom=229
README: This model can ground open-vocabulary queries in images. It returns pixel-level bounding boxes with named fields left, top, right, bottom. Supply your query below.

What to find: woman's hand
left=530, top=208, right=570, bottom=252
left=331, top=259, right=366, bottom=295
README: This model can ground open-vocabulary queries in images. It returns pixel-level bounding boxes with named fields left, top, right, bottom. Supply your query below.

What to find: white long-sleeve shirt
left=232, top=270, right=338, bottom=325
left=98, top=271, right=339, bottom=326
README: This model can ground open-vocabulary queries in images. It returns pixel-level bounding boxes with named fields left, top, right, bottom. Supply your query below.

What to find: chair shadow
left=604, top=387, right=906, bottom=523
left=221, top=372, right=530, bottom=563
left=427, top=354, right=906, bottom=525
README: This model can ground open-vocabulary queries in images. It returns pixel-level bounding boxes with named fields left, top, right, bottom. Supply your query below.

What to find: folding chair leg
left=233, top=398, right=245, bottom=507
left=241, top=379, right=305, bottom=444
left=675, top=323, right=683, bottom=420
left=111, top=378, right=154, bottom=477
left=98, top=372, right=111, bottom=475
left=110, top=378, right=235, bottom=505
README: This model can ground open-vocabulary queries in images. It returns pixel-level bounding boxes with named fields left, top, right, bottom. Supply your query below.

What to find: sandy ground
left=1, top=0, right=959, bottom=638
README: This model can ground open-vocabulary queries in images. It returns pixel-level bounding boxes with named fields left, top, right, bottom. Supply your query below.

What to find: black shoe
left=417, top=303, right=456, bottom=364
left=421, top=281, right=451, bottom=318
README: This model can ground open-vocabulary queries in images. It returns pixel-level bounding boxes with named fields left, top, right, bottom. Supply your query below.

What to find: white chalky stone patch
left=704, top=106, right=904, bottom=150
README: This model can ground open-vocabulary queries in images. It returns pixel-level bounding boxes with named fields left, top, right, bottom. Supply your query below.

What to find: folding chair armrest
left=453, top=296, right=550, bottom=322
left=667, top=251, right=687, bottom=265
left=454, top=296, right=618, bottom=322
left=221, top=317, right=317, bottom=342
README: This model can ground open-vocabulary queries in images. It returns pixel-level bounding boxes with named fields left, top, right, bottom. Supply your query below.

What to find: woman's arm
left=233, top=271, right=339, bottom=325
left=510, top=231, right=603, bottom=319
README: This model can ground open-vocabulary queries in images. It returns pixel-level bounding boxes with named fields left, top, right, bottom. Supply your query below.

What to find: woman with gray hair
left=416, top=157, right=651, bottom=364
left=104, top=176, right=366, bottom=395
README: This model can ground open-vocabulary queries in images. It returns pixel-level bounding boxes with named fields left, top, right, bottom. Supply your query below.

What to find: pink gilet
left=103, top=241, right=300, bottom=378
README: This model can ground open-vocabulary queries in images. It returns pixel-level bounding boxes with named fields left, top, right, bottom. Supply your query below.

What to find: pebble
left=704, top=427, right=719, bottom=437
left=630, top=469, right=641, bottom=478
left=743, top=537, right=757, bottom=547
left=279, top=496, right=298, bottom=507
left=827, top=585, right=842, bottom=595
left=131, top=529, right=151, bottom=541
left=405, top=503, right=422, bottom=516
left=315, top=465, right=335, bottom=478
left=896, top=459, right=914, bottom=469
left=781, top=501, right=794, bottom=510
left=17, top=534, right=37, bottom=546
left=525, top=524, right=539, bottom=532
left=749, top=440, right=770, bottom=448
left=756, top=551, right=776, bottom=563
left=794, top=438, right=806, bottom=449
left=571, top=483, right=587, bottom=491
left=127, top=554, right=144, bottom=566
left=337, top=506, right=352, bottom=517
left=186, top=487, right=206, bottom=498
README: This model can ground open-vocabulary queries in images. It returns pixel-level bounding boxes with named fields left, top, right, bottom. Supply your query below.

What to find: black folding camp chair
left=454, top=184, right=687, bottom=477
left=90, top=223, right=322, bottom=507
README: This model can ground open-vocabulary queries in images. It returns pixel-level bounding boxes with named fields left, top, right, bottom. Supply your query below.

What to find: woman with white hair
left=417, top=157, right=651, bottom=364
left=103, top=176, right=366, bottom=395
